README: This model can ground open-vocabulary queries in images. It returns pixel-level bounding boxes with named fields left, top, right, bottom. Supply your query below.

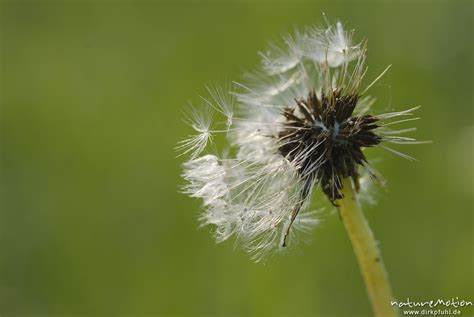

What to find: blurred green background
left=1, top=0, right=473, bottom=316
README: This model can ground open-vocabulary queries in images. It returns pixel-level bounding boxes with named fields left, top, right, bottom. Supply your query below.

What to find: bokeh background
left=2, top=0, right=473, bottom=316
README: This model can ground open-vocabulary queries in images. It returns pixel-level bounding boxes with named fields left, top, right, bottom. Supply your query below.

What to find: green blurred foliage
left=1, top=0, right=473, bottom=316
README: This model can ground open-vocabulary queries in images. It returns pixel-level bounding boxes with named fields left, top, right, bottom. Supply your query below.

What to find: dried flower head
left=178, top=20, right=421, bottom=261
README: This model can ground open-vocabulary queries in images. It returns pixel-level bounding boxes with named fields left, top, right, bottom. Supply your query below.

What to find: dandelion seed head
left=178, top=19, right=421, bottom=261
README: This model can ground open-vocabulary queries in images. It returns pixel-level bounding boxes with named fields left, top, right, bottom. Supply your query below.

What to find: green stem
left=337, top=178, right=399, bottom=317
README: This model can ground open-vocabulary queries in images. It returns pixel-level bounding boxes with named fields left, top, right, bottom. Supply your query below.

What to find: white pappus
left=178, top=19, right=422, bottom=261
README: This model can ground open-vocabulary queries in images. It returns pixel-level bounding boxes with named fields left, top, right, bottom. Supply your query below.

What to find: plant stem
left=337, top=178, right=399, bottom=317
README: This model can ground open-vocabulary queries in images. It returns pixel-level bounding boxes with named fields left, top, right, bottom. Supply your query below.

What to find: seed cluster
left=278, top=90, right=382, bottom=203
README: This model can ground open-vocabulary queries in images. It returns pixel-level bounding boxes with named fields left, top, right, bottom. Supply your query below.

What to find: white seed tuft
left=178, top=19, right=421, bottom=261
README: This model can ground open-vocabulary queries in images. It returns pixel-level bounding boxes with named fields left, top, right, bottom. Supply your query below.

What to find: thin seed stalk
left=337, top=178, right=399, bottom=317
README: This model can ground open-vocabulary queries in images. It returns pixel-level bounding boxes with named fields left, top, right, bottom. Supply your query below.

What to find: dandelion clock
left=178, top=18, right=425, bottom=317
